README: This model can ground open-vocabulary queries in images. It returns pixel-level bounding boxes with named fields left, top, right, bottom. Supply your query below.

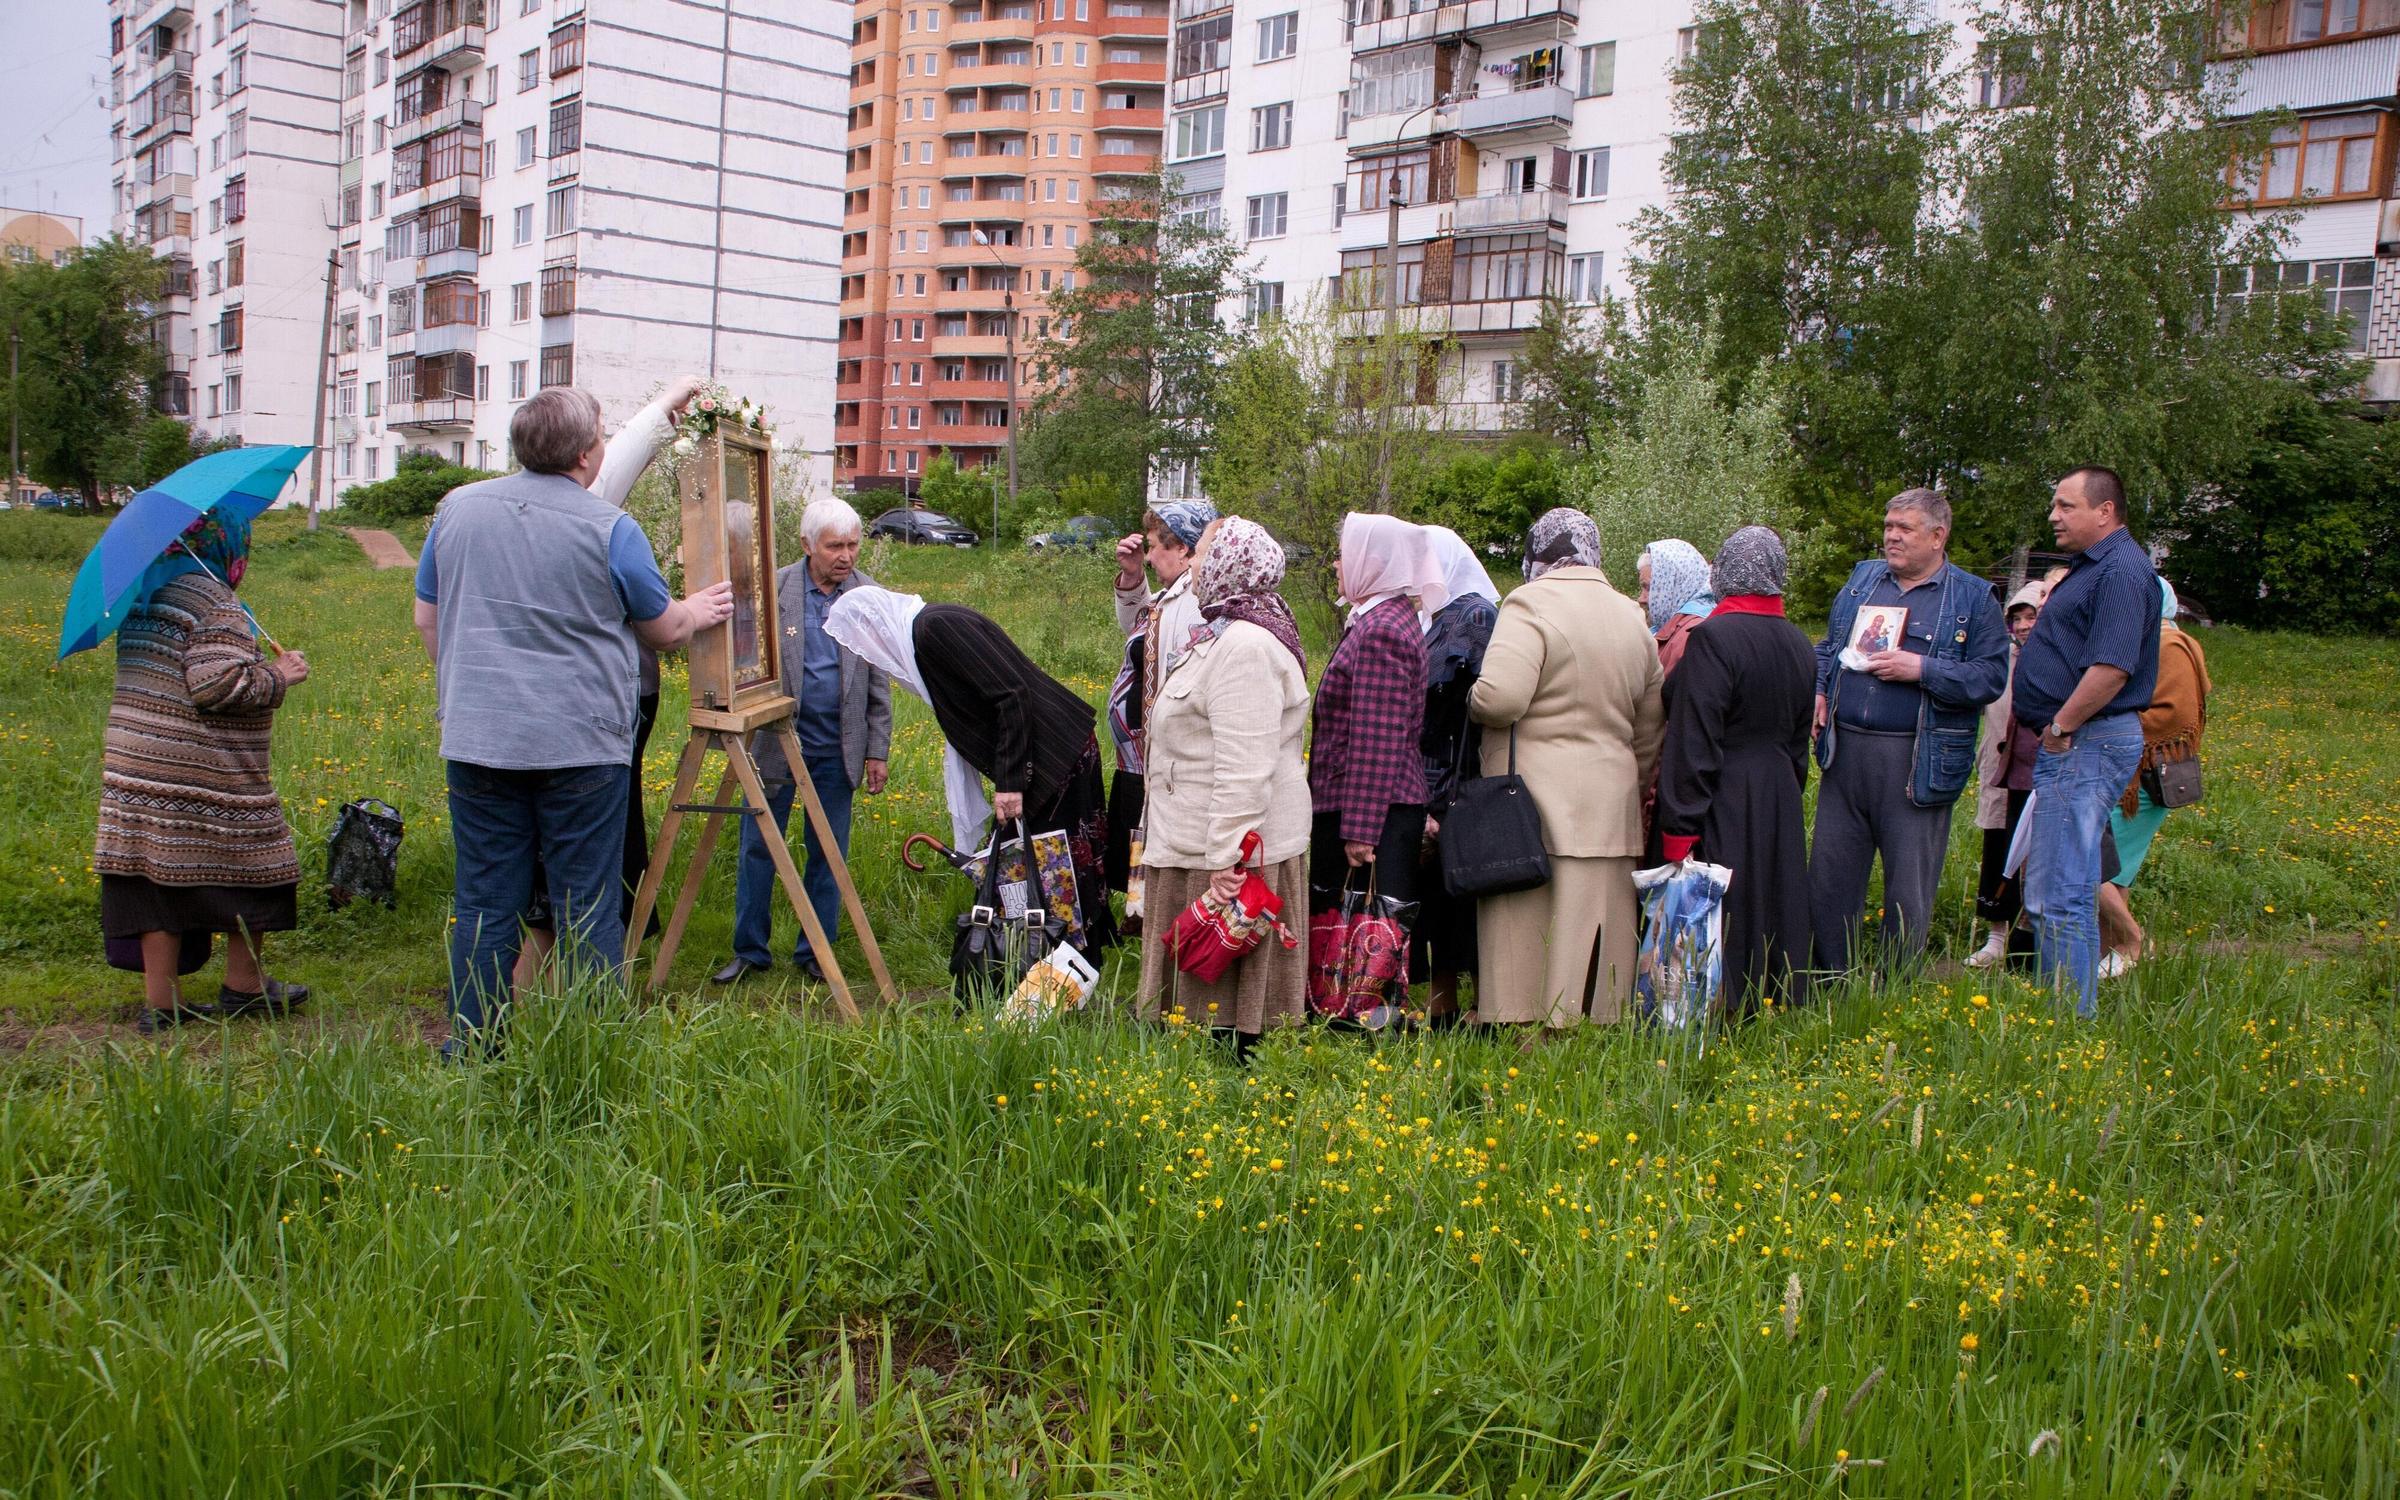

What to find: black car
left=1025, top=514, right=1115, bottom=551
left=869, top=508, right=980, bottom=547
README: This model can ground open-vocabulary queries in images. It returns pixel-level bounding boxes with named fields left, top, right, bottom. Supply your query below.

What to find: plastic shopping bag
left=1164, top=831, right=1298, bottom=984
left=1632, top=859, right=1733, bottom=1040
left=326, top=798, right=405, bottom=909
left=1307, top=872, right=1417, bottom=1027
left=961, top=828, right=1086, bottom=949
left=999, top=942, right=1100, bottom=1028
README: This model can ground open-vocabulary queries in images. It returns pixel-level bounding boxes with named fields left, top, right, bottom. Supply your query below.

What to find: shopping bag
left=1307, top=871, right=1417, bottom=1024
left=952, top=821, right=1069, bottom=1007
left=961, top=827, right=1086, bottom=949
left=1124, top=826, right=1147, bottom=927
left=326, top=797, right=404, bottom=909
left=1164, top=831, right=1299, bottom=985
left=999, top=942, right=1100, bottom=1028
left=1632, top=859, right=1733, bottom=1037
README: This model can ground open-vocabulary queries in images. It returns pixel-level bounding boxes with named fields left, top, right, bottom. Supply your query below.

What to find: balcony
left=414, top=321, right=478, bottom=357
left=929, top=377, right=1014, bottom=402
left=148, top=47, right=194, bottom=85
left=1450, top=186, right=1566, bottom=232
left=136, top=0, right=195, bottom=32
left=1348, top=0, right=1578, bottom=53
left=1171, top=69, right=1229, bottom=105
left=131, top=100, right=196, bottom=149
left=137, top=172, right=196, bottom=211
left=1097, top=12, right=1169, bottom=40
left=388, top=396, right=477, bottom=430
left=394, top=97, right=482, bottom=145
left=1096, top=60, right=1166, bottom=86
left=1093, top=152, right=1159, bottom=176
left=942, top=154, right=1031, bottom=177
left=1454, top=83, right=1573, bottom=140
left=420, top=245, right=481, bottom=279
left=930, top=333, right=1013, bottom=358
left=946, top=63, right=1035, bottom=91
left=950, top=14, right=1037, bottom=45
left=936, top=201, right=1028, bottom=226
left=1337, top=197, right=1448, bottom=252
left=424, top=20, right=487, bottom=71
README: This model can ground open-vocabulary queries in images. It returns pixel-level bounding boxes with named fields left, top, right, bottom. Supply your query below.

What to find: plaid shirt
left=1309, top=597, right=1429, bottom=843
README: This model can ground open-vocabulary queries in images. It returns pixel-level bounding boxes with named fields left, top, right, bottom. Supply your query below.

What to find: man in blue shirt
left=2011, top=464, right=2159, bottom=1018
left=1808, top=488, right=2010, bottom=978
left=713, top=497, right=892, bottom=986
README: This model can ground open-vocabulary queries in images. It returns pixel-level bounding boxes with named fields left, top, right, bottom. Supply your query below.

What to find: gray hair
left=1887, top=486, right=1951, bottom=533
left=511, top=387, right=604, bottom=474
left=801, top=495, right=864, bottom=549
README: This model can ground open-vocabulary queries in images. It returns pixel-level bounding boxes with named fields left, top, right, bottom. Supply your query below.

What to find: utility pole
left=304, top=246, right=339, bottom=531
left=1002, top=273, right=1019, bottom=512
left=8, top=327, right=19, bottom=510
left=1376, top=173, right=1404, bottom=514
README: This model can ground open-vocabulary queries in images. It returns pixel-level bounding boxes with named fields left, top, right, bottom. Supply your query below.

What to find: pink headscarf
left=1337, top=513, right=1450, bottom=618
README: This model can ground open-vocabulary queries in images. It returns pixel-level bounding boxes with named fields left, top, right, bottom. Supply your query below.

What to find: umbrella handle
left=902, top=832, right=968, bottom=873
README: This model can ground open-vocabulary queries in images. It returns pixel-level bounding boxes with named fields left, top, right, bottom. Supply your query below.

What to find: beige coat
left=1467, top=566, right=1665, bottom=859
left=1142, top=621, right=1312, bottom=871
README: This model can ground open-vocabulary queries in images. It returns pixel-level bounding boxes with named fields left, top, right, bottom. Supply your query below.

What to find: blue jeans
left=733, top=751, right=854, bottom=969
left=2023, top=714, right=2145, bottom=1018
left=446, top=760, right=630, bottom=1041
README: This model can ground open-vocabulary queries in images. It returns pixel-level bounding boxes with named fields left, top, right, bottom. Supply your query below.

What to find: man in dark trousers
left=1809, top=488, right=2010, bottom=979
left=2011, top=465, right=2160, bottom=1018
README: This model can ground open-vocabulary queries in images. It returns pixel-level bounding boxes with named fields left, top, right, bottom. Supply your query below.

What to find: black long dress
left=1654, top=611, right=1815, bottom=1017
left=1414, top=592, right=1498, bottom=976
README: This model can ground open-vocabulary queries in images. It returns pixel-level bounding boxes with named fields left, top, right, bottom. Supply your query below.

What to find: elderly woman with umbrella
left=60, top=448, right=316, bottom=1033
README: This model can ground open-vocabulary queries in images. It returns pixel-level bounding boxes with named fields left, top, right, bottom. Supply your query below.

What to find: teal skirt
left=2107, top=789, right=2171, bottom=889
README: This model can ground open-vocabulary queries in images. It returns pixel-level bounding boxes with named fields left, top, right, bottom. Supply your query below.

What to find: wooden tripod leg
left=726, top=734, right=860, bottom=1023
left=626, top=732, right=710, bottom=967
left=774, top=722, right=899, bottom=1009
left=653, top=757, right=739, bottom=990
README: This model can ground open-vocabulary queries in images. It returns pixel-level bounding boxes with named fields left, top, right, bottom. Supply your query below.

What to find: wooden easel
left=621, top=414, right=895, bottom=1017
left=624, top=694, right=895, bottom=1020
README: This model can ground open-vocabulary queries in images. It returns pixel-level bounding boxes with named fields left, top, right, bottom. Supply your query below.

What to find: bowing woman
left=827, top=587, right=1117, bottom=951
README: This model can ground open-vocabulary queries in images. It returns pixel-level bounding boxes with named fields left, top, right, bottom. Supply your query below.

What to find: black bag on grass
left=327, top=798, right=405, bottom=909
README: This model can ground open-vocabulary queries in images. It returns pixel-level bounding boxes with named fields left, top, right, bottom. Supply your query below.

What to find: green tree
left=1517, top=295, right=1632, bottom=454
left=0, top=240, right=167, bottom=505
left=100, top=414, right=243, bottom=491
left=338, top=450, right=497, bottom=525
left=1408, top=440, right=1568, bottom=556
left=1027, top=169, right=1247, bottom=507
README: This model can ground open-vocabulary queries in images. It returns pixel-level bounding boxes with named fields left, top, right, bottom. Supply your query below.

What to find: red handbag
left=1163, top=831, right=1297, bottom=984
left=1307, top=869, right=1412, bottom=1021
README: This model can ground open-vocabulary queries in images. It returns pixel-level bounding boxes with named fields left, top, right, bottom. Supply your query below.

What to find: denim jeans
left=446, top=759, right=630, bottom=1042
left=2023, top=714, right=2145, bottom=1017
left=733, top=751, right=854, bottom=968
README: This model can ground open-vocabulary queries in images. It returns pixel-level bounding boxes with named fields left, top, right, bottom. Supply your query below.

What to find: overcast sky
left=0, top=0, right=119, bottom=237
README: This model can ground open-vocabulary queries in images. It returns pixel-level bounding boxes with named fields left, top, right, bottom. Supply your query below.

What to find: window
left=227, top=111, right=247, bottom=159
left=1348, top=147, right=1451, bottom=210
left=539, top=342, right=574, bottom=388
left=224, top=373, right=242, bottom=411
left=1246, top=279, right=1285, bottom=324
left=229, top=47, right=248, bottom=92
left=225, top=175, right=247, bottom=223
left=550, top=19, right=584, bottom=75
left=373, top=49, right=388, bottom=85
left=2236, top=112, right=2381, bottom=203
left=1251, top=101, right=1293, bottom=151
left=373, top=116, right=386, bottom=152
left=1576, top=41, right=1616, bottom=98
left=217, top=306, right=245, bottom=352
left=1974, top=43, right=2031, bottom=108
left=370, top=183, right=385, bottom=217
left=1349, top=43, right=1432, bottom=119
left=368, top=314, right=382, bottom=348
left=1677, top=25, right=1700, bottom=62
left=2233, top=0, right=2400, bottom=48
left=226, top=241, right=245, bottom=286
left=1566, top=251, right=1602, bottom=302
left=476, top=364, right=491, bottom=401
left=1491, top=359, right=1520, bottom=402
left=510, top=359, right=529, bottom=398
left=1173, top=13, right=1233, bottom=74
left=1571, top=146, right=1610, bottom=200
left=549, top=96, right=582, bottom=156
left=546, top=184, right=578, bottom=236
left=1245, top=192, right=1287, bottom=239
left=1174, top=105, right=1226, bottom=160
left=365, top=448, right=380, bottom=479
left=1337, top=89, right=1350, bottom=139
left=1339, top=243, right=1425, bottom=306
left=519, top=49, right=540, bottom=91
left=1257, top=11, right=1297, bottom=60
left=478, top=290, right=492, bottom=328
left=510, top=204, right=532, bottom=245
left=541, top=261, right=576, bottom=315
left=2216, top=258, right=2375, bottom=352
left=1453, top=232, right=1559, bottom=302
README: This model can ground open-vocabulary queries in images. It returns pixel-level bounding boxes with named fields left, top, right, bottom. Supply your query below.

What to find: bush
left=1407, top=441, right=1566, bottom=557
left=339, top=452, right=496, bottom=525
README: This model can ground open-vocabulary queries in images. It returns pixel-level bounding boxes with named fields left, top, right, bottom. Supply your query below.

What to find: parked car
left=32, top=493, right=86, bottom=514
left=1025, top=514, right=1115, bottom=551
left=868, top=508, right=980, bottom=547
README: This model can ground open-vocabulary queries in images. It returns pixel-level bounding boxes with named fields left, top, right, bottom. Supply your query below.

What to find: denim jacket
left=1813, top=558, right=2009, bottom=807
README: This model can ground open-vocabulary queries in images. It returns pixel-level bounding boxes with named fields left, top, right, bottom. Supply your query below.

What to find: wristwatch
left=2047, top=721, right=2073, bottom=742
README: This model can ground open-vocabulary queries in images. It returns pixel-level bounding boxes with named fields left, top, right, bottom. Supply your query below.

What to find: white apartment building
left=110, top=0, right=850, bottom=508
left=1161, top=0, right=2400, bottom=496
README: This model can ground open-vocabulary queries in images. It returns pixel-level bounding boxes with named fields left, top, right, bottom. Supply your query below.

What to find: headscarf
left=2005, top=580, right=2050, bottom=617
left=1422, top=525, right=1499, bottom=633
left=1711, top=525, right=1789, bottom=599
left=824, top=586, right=993, bottom=848
left=1639, top=538, right=1713, bottom=631
left=1522, top=507, right=1603, bottom=579
left=1190, top=517, right=1306, bottom=673
left=1150, top=499, right=1218, bottom=550
left=2158, top=576, right=2180, bottom=628
left=134, top=509, right=258, bottom=637
left=1337, top=512, right=1450, bottom=617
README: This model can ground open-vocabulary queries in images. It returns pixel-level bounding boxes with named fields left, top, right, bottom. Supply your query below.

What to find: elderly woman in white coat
left=1135, top=519, right=1313, bottom=1060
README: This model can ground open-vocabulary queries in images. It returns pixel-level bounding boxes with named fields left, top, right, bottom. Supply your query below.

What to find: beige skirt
left=1474, top=854, right=1639, bottom=1028
left=1135, top=855, right=1309, bottom=1035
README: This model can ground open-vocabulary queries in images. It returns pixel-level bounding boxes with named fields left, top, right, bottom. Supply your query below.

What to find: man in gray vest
left=414, top=387, right=732, bottom=1055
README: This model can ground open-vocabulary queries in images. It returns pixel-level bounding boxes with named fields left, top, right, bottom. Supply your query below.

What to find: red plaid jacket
left=1308, top=597, right=1429, bottom=843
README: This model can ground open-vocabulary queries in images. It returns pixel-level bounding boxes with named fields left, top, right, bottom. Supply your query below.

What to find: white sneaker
left=1964, top=934, right=2008, bottom=970
left=2097, top=950, right=2136, bottom=980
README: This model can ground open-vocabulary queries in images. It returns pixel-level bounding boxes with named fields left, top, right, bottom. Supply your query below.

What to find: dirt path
left=346, top=527, right=415, bottom=570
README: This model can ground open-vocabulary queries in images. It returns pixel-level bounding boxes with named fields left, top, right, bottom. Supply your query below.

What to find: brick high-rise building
left=835, top=0, right=1169, bottom=493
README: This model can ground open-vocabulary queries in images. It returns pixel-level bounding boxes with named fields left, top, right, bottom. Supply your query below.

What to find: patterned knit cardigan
left=94, top=574, right=298, bottom=889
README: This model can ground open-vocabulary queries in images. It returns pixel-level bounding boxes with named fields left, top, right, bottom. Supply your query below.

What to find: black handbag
left=2143, top=754, right=2203, bottom=810
left=950, top=820, right=1069, bottom=1006
left=1439, top=728, right=1553, bottom=898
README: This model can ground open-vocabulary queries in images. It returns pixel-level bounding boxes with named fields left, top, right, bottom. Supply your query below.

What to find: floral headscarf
left=1710, top=525, right=1789, bottom=599
left=1639, top=538, right=1713, bottom=631
left=1149, top=499, right=1218, bottom=550
left=1191, top=517, right=1305, bottom=673
left=137, top=509, right=255, bottom=615
left=1337, top=512, right=1450, bottom=617
left=1523, top=507, right=1602, bottom=579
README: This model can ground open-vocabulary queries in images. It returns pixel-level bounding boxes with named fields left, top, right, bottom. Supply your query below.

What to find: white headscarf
left=1420, top=525, right=1498, bottom=632
left=825, top=586, right=994, bottom=849
left=1338, top=512, right=1451, bottom=619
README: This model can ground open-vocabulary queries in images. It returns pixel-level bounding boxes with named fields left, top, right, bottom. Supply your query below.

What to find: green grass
left=1, top=511, right=2395, bottom=1495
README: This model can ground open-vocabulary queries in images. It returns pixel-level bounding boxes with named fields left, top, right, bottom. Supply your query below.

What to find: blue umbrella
left=56, top=445, right=311, bottom=660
